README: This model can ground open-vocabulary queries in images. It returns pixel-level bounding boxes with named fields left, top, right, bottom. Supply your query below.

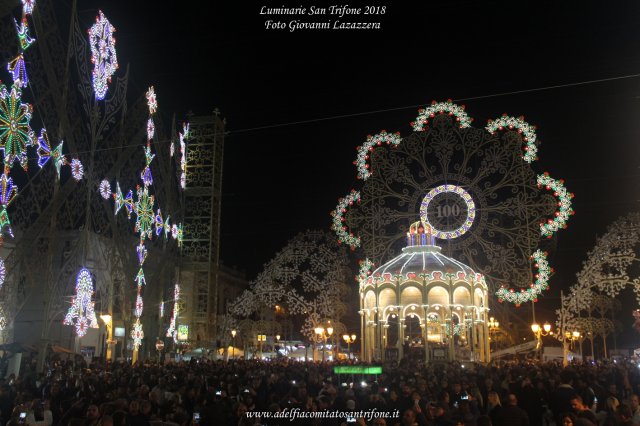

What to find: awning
left=0, top=342, right=37, bottom=353
left=50, top=345, right=74, bottom=354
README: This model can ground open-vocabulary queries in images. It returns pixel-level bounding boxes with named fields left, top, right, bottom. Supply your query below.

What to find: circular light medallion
left=420, top=184, right=476, bottom=239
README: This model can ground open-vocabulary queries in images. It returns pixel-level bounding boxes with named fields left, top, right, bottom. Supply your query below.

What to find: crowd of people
left=1, top=354, right=640, bottom=426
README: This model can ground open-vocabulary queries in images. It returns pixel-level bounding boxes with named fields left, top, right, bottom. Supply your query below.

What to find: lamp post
left=100, top=314, right=113, bottom=362
left=487, top=317, right=499, bottom=351
left=275, top=334, right=280, bottom=357
left=343, top=334, right=357, bottom=360
left=314, top=325, right=334, bottom=362
left=531, top=322, right=552, bottom=360
left=231, top=329, right=236, bottom=360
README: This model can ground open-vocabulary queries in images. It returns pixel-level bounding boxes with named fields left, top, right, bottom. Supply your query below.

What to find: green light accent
left=333, top=366, right=382, bottom=375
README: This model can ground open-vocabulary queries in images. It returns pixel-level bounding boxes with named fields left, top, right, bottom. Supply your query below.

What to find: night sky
left=67, top=2, right=640, bottom=329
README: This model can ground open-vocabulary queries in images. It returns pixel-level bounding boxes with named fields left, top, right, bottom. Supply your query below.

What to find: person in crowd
left=569, top=395, right=598, bottom=425
left=495, top=393, right=529, bottom=426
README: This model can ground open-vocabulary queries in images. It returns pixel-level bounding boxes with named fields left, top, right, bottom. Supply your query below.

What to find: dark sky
left=68, top=1, right=640, bottom=326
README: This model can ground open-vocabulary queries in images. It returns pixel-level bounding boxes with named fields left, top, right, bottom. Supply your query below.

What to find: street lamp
left=314, top=325, right=334, bottom=362
left=100, top=314, right=113, bottom=362
left=343, top=334, right=357, bottom=360
left=531, top=322, right=552, bottom=357
left=231, top=329, right=236, bottom=359
left=487, top=317, right=500, bottom=351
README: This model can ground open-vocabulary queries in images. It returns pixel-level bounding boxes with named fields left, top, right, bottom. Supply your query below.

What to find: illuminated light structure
left=496, top=250, right=552, bottom=306
left=537, top=173, right=575, bottom=237
left=410, top=99, right=473, bottom=131
left=100, top=88, right=183, bottom=360
left=166, top=283, right=179, bottom=342
left=355, top=130, right=402, bottom=180
left=63, top=268, right=99, bottom=338
left=0, top=83, right=35, bottom=172
left=332, top=100, right=575, bottom=308
left=359, top=219, right=490, bottom=363
left=88, top=11, right=118, bottom=100
left=330, top=189, right=361, bottom=248
left=486, top=114, right=539, bottom=163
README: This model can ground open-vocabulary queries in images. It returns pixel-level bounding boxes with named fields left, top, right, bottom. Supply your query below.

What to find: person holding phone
left=5, top=404, right=37, bottom=426
left=25, top=399, right=53, bottom=426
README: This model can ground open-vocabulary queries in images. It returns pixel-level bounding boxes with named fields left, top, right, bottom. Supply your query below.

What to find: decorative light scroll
left=496, top=250, right=551, bottom=306
left=14, top=18, right=35, bottom=51
left=178, top=123, right=189, bottom=189
left=0, top=174, right=15, bottom=241
left=166, top=283, right=180, bottom=342
left=89, top=11, right=118, bottom=100
left=7, top=55, right=28, bottom=88
left=135, top=294, right=144, bottom=318
left=147, top=118, right=155, bottom=141
left=146, top=86, right=157, bottom=115
left=21, top=0, right=35, bottom=15
left=355, top=130, right=401, bottom=180
left=330, top=189, right=361, bottom=249
left=0, top=258, right=5, bottom=289
left=411, top=100, right=472, bottom=131
left=357, top=258, right=374, bottom=287
left=131, top=319, right=144, bottom=347
left=537, top=173, right=574, bottom=238
left=486, top=114, right=538, bottom=163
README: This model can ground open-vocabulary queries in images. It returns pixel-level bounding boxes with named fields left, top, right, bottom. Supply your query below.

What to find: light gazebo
left=359, top=220, right=490, bottom=363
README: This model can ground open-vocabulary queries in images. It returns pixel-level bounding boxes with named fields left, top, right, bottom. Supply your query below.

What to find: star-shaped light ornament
left=36, top=129, right=67, bottom=178
left=0, top=83, right=35, bottom=172
left=134, top=187, right=155, bottom=240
